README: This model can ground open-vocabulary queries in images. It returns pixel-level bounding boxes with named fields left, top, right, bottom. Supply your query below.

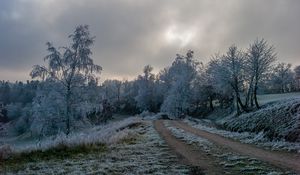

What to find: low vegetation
left=1, top=119, right=191, bottom=174
left=221, top=98, right=300, bottom=142
left=0, top=117, right=142, bottom=162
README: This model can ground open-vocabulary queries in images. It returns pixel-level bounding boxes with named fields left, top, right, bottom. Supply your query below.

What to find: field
left=258, top=92, right=300, bottom=105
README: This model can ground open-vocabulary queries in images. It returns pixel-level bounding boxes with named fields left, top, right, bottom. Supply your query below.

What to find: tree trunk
left=254, top=83, right=260, bottom=109
left=236, top=97, right=240, bottom=115
left=234, top=84, right=248, bottom=113
left=209, top=96, right=214, bottom=111
left=237, top=95, right=249, bottom=112
left=250, top=92, right=254, bottom=107
left=245, top=76, right=254, bottom=107
left=66, top=86, right=71, bottom=135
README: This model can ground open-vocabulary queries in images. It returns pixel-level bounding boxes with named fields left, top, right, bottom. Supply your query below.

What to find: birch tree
left=30, top=25, right=102, bottom=135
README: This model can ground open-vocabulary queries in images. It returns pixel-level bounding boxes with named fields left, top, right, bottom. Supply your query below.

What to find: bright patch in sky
left=165, top=25, right=196, bottom=47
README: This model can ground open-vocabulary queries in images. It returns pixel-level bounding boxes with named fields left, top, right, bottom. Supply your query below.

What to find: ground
left=157, top=120, right=299, bottom=175
left=1, top=120, right=191, bottom=174
left=1, top=114, right=300, bottom=174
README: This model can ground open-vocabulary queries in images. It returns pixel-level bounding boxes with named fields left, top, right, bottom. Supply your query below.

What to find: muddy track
left=154, top=119, right=300, bottom=174
left=153, top=120, right=224, bottom=174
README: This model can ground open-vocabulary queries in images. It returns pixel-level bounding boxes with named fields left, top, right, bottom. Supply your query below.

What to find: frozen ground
left=1, top=119, right=190, bottom=174
left=164, top=120, right=297, bottom=175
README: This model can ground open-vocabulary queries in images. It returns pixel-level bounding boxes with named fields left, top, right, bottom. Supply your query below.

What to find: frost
left=2, top=120, right=190, bottom=174
left=10, top=117, right=142, bottom=153
left=164, top=121, right=213, bottom=152
left=164, top=120, right=295, bottom=174
left=184, top=111, right=300, bottom=153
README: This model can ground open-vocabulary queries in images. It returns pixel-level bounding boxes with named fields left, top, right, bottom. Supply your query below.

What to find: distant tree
left=120, top=80, right=138, bottom=113
left=30, top=25, right=102, bottom=135
left=206, top=57, right=234, bottom=109
left=190, top=73, right=216, bottom=115
left=99, top=99, right=113, bottom=123
left=135, top=65, right=156, bottom=112
left=0, top=82, right=11, bottom=105
left=160, top=50, right=200, bottom=117
left=270, top=63, right=294, bottom=93
left=246, top=39, right=276, bottom=109
left=294, top=65, right=300, bottom=91
left=102, top=79, right=122, bottom=110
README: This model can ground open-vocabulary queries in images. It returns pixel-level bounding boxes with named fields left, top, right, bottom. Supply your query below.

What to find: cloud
left=0, top=0, right=300, bottom=81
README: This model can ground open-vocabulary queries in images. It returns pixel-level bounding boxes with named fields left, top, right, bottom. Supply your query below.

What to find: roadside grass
left=1, top=117, right=143, bottom=173
left=1, top=119, right=190, bottom=174
left=1, top=142, right=108, bottom=172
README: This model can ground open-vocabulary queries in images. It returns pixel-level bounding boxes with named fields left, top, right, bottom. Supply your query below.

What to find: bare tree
left=223, top=45, right=248, bottom=113
left=246, top=39, right=276, bottom=109
left=30, top=25, right=102, bottom=135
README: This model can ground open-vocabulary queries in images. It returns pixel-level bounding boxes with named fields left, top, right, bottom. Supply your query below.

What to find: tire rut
left=154, top=120, right=224, bottom=175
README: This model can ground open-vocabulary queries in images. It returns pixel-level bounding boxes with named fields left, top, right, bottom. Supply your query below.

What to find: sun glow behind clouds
left=165, top=25, right=196, bottom=47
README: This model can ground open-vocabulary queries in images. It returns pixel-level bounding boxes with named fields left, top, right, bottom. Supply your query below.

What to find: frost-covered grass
left=164, top=121, right=296, bottom=175
left=1, top=119, right=190, bottom=174
left=164, top=121, right=213, bottom=152
left=216, top=98, right=300, bottom=152
left=10, top=117, right=143, bottom=153
left=258, top=92, right=300, bottom=105
left=185, top=115, right=300, bottom=153
left=220, top=98, right=300, bottom=141
left=0, top=117, right=143, bottom=168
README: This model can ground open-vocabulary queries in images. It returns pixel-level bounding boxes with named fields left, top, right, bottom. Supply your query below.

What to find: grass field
left=258, top=92, right=300, bottom=105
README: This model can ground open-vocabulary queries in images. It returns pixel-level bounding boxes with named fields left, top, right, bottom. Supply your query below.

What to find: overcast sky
left=0, top=0, right=300, bottom=81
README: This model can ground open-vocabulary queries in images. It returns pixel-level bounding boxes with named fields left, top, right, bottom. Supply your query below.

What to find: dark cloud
left=0, top=0, right=300, bottom=81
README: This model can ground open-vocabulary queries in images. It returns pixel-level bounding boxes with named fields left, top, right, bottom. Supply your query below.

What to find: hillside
left=220, top=98, right=300, bottom=142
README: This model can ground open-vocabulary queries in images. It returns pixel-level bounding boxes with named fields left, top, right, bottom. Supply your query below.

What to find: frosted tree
left=120, top=80, right=139, bottom=113
left=207, top=57, right=234, bottom=109
left=222, top=46, right=247, bottom=112
left=102, top=79, right=122, bottom=106
left=269, top=63, right=294, bottom=93
left=135, top=65, right=155, bottom=112
left=0, top=82, right=10, bottom=105
left=160, top=50, right=200, bottom=117
left=207, top=46, right=248, bottom=113
left=30, top=81, right=66, bottom=136
left=30, top=25, right=102, bottom=135
left=294, top=65, right=300, bottom=91
left=246, top=39, right=276, bottom=109
left=192, top=66, right=216, bottom=113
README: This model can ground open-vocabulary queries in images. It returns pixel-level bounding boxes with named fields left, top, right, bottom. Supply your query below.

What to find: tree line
left=1, top=25, right=300, bottom=137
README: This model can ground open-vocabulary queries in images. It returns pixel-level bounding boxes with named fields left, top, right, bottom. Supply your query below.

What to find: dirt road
left=153, top=120, right=223, bottom=174
left=154, top=120, right=300, bottom=174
